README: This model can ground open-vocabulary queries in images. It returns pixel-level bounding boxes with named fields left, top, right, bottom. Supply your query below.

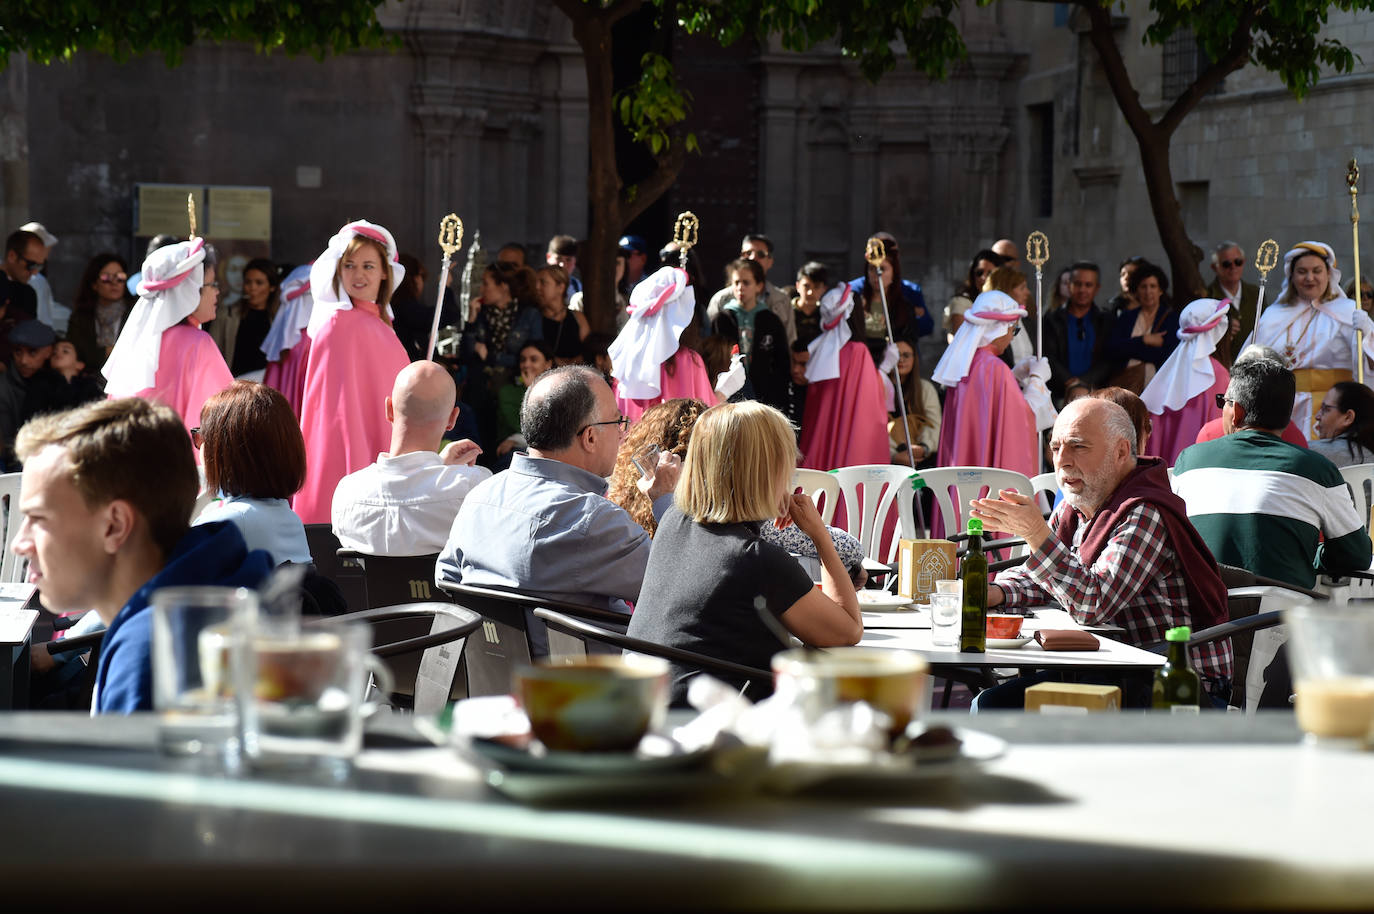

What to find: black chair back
left=304, top=524, right=367, bottom=611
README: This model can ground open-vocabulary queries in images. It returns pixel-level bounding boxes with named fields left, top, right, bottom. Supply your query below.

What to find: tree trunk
left=1082, top=3, right=1255, bottom=302
left=557, top=0, right=687, bottom=335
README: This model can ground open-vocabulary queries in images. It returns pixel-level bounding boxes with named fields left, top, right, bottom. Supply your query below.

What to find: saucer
left=987, top=635, right=1033, bottom=649
left=857, top=592, right=916, bottom=611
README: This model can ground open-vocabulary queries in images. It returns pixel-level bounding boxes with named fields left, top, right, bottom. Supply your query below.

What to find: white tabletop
left=860, top=623, right=1165, bottom=671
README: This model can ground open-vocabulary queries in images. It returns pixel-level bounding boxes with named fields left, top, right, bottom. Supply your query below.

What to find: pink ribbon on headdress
left=140, top=238, right=204, bottom=292
left=820, top=284, right=852, bottom=331
left=631, top=268, right=687, bottom=318
left=351, top=225, right=400, bottom=264
left=1182, top=299, right=1229, bottom=335
left=969, top=309, right=1021, bottom=322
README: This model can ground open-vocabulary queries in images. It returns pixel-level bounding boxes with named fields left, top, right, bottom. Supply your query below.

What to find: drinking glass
left=151, top=586, right=258, bottom=757
left=1285, top=603, right=1374, bottom=747
left=929, top=592, right=961, bottom=648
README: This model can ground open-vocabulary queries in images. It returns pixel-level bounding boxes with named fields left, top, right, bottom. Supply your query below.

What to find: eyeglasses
left=579, top=415, right=629, bottom=435
left=202, top=281, right=219, bottom=290
left=23, top=259, right=44, bottom=273
left=189, top=427, right=203, bottom=448
left=1317, top=403, right=1340, bottom=414
left=1215, top=394, right=1233, bottom=409
left=98, top=272, right=127, bottom=284
left=1218, top=258, right=1245, bottom=269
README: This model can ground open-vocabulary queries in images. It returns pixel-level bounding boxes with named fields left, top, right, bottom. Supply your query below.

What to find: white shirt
left=332, top=450, right=492, bottom=557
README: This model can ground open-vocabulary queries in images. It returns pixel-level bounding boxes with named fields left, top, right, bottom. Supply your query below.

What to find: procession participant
left=933, top=289, right=1038, bottom=478
left=1242, top=241, right=1374, bottom=439
left=798, top=283, right=888, bottom=470
left=609, top=264, right=713, bottom=423
left=293, top=220, right=410, bottom=523
left=1139, top=297, right=1230, bottom=465
left=261, top=263, right=313, bottom=418
left=101, top=238, right=232, bottom=441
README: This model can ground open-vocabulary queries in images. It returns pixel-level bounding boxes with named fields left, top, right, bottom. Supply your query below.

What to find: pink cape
left=293, top=304, right=409, bottom=523
left=616, top=348, right=715, bottom=423
left=800, top=341, right=889, bottom=471
left=263, top=332, right=312, bottom=421
left=1145, top=359, right=1228, bottom=465
left=126, top=324, right=233, bottom=445
left=938, top=346, right=1038, bottom=476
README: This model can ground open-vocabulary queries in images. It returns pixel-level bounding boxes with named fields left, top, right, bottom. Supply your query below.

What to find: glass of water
left=929, top=591, right=961, bottom=649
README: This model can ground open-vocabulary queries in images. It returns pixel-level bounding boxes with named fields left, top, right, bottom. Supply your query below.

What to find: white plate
left=857, top=592, right=916, bottom=611
left=987, top=635, right=1033, bottom=649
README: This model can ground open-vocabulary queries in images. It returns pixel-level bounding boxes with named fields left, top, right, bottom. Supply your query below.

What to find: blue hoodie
left=94, top=521, right=273, bottom=714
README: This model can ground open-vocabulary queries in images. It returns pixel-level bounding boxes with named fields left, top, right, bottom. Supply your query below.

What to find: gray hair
left=1228, top=357, right=1295, bottom=430
left=1233, top=344, right=1285, bottom=367
left=1211, top=241, right=1244, bottom=264
left=1100, top=401, right=1137, bottom=455
left=520, top=365, right=601, bottom=451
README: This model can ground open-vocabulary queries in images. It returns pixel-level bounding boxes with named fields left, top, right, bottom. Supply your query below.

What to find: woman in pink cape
left=261, top=263, right=314, bottom=419
left=1140, top=297, right=1230, bottom=465
left=933, top=289, right=1040, bottom=478
left=608, top=265, right=713, bottom=423
left=800, top=283, right=889, bottom=469
left=102, top=238, right=233, bottom=447
left=293, top=220, right=410, bottom=523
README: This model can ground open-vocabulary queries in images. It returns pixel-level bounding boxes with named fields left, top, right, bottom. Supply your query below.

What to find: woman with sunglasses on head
left=102, top=239, right=232, bottom=444
left=68, top=253, right=134, bottom=375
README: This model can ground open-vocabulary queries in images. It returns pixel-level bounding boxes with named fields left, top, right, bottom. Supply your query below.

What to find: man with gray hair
left=969, top=397, right=1232, bottom=707
left=1205, top=240, right=1260, bottom=368
left=436, top=365, right=680, bottom=618
left=1193, top=344, right=1311, bottom=447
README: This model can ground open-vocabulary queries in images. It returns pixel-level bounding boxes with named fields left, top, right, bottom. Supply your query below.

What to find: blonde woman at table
left=625, top=401, right=861, bottom=704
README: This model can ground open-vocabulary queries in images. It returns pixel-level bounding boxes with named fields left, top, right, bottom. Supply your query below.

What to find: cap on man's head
left=618, top=235, right=648, bottom=255
left=18, top=222, right=57, bottom=248
left=10, top=319, right=56, bottom=350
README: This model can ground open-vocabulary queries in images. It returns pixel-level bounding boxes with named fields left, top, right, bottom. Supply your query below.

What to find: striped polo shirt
left=1172, top=430, right=1371, bottom=588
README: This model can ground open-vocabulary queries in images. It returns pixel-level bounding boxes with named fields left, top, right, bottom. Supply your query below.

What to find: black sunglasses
left=1218, top=258, right=1245, bottom=269
left=1215, top=394, right=1230, bottom=409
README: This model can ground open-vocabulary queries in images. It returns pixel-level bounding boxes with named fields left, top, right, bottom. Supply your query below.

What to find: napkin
left=1034, top=629, right=1099, bottom=651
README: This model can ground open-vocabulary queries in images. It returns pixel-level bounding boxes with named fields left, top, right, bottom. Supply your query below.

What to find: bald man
left=970, top=398, right=1232, bottom=707
left=992, top=239, right=1020, bottom=269
left=331, top=361, right=489, bottom=556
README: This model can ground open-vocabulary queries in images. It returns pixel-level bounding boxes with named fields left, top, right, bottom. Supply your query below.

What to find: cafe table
left=0, top=711, right=1369, bottom=909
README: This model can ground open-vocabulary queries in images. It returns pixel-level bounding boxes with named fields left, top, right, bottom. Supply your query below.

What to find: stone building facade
left=1, top=0, right=1371, bottom=349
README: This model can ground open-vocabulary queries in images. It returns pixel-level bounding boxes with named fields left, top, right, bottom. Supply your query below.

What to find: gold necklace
left=1283, top=304, right=1321, bottom=369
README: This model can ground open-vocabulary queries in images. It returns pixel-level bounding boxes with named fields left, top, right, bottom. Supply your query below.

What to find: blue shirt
left=436, top=453, right=670, bottom=612
left=94, top=522, right=273, bottom=714
left=1066, top=311, right=1095, bottom=377
left=195, top=494, right=312, bottom=565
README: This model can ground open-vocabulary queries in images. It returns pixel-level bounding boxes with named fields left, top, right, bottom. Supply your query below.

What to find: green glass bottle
left=1152, top=625, right=1202, bottom=712
left=959, top=518, right=987, bottom=653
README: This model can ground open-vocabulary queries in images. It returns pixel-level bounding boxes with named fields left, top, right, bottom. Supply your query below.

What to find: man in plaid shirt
left=970, top=397, right=1233, bottom=707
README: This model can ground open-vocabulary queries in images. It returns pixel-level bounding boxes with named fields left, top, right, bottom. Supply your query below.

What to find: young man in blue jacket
left=13, top=397, right=271, bottom=712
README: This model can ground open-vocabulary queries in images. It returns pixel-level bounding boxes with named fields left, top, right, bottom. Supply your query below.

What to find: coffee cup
left=516, top=655, right=669, bottom=752
left=986, top=614, right=1025, bottom=640
left=1285, top=603, right=1374, bottom=746
left=773, top=647, right=929, bottom=737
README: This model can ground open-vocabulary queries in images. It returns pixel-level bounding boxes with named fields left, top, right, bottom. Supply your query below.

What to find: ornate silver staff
left=427, top=213, right=464, bottom=361
left=673, top=211, right=699, bottom=270
left=1350, top=159, right=1365, bottom=385
left=458, top=229, right=483, bottom=334
left=1026, top=231, right=1048, bottom=360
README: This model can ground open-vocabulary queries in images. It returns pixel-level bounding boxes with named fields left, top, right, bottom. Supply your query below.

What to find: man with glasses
left=1205, top=241, right=1260, bottom=368
left=706, top=233, right=797, bottom=344
left=437, top=366, right=681, bottom=639
left=1, top=230, right=42, bottom=329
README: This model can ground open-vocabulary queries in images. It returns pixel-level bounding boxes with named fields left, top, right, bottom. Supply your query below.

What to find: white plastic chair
left=916, top=466, right=1036, bottom=558
left=792, top=468, right=841, bottom=525
left=1030, top=471, right=1058, bottom=516
left=0, top=472, right=26, bottom=583
left=830, top=465, right=920, bottom=563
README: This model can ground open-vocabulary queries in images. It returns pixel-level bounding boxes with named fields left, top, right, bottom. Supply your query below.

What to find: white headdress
left=102, top=239, right=206, bottom=396
left=306, top=220, right=405, bottom=339
left=261, top=263, right=314, bottom=362
left=804, top=284, right=854, bottom=383
left=1275, top=241, right=1343, bottom=305
left=931, top=290, right=1026, bottom=387
left=1140, top=298, right=1230, bottom=415
left=608, top=266, right=696, bottom=399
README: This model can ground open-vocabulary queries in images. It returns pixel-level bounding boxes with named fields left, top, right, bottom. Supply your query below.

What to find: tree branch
left=551, top=0, right=643, bottom=28
left=1082, top=2, right=1156, bottom=145
left=1157, top=4, right=1259, bottom=136
left=619, top=142, right=688, bottom=226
